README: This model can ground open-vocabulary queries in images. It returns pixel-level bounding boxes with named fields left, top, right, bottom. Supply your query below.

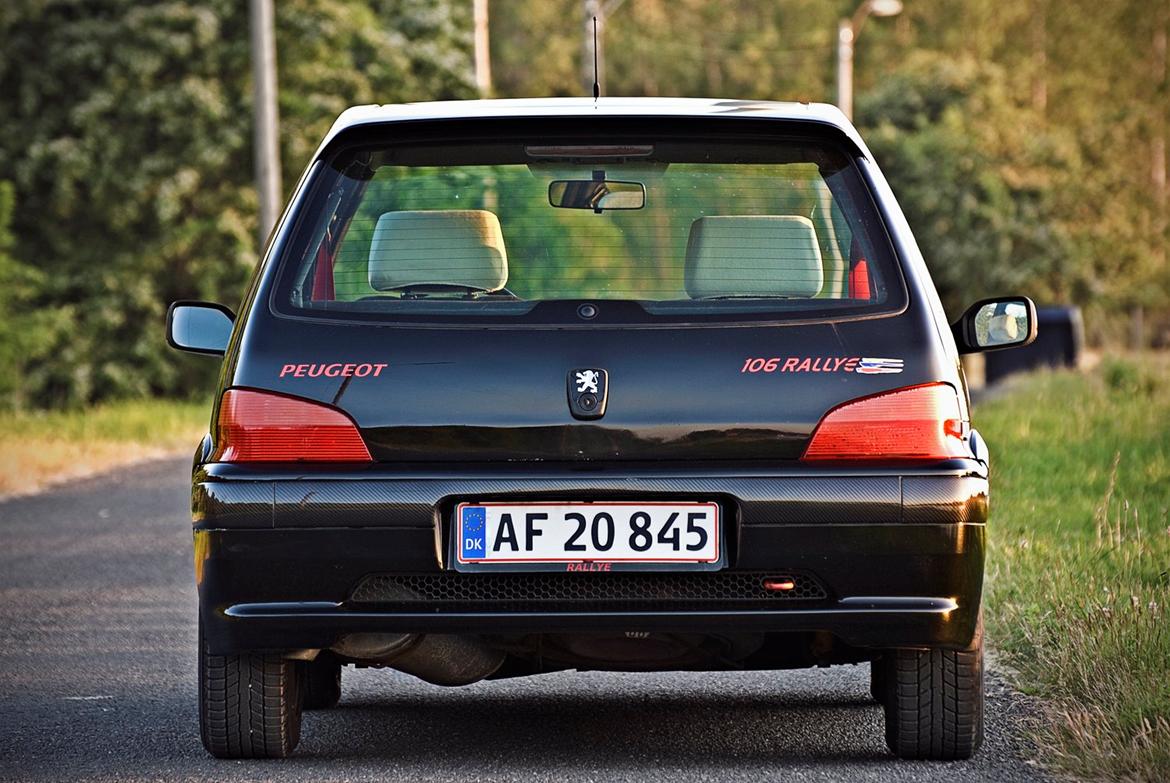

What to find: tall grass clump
left=978, top=356, right=1170, bottom=781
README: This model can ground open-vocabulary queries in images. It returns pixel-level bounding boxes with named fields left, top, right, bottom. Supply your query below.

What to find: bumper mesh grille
left=349, top=570, right=828, bottom=612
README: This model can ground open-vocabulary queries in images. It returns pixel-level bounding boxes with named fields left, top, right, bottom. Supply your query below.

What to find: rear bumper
left=192, top=462, right=987, bottom=656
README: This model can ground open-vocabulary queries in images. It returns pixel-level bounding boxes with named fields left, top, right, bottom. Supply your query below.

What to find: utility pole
left=836, top=19, right=855, bottom=120
left=249, top=0, right=281, bottom=247
left=836, top=0, right=902, bottom=120
left=473, top=0, right=492, bottom=96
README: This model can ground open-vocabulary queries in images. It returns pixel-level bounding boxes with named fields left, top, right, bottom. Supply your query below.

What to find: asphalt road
left=0, top=458, right=1052, bottom=782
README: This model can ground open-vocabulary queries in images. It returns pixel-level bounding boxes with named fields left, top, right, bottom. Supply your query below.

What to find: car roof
left=316, top=97, right=869, bottom=158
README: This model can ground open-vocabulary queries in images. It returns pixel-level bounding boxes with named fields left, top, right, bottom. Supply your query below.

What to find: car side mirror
left=166, top=301, right=235, bottom=356
left=951, top=296, right=1038, bottom=354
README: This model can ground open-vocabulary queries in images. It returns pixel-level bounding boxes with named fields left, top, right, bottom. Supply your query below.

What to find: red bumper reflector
left=763, top=578, right=796, bottom=592
left=213, top=389, right=372, bottom=463
left=802, top=383, right=967, bottom=462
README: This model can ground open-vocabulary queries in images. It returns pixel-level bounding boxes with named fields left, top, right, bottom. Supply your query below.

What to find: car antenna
left=591, top=16, right=601, bottom=101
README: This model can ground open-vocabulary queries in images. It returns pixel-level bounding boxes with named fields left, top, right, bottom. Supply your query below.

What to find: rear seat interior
left=684, top=215, right=824, bottom=299
left=367, top=209, right=509, bottom=293
left=317, top=208, right=865, bottom=305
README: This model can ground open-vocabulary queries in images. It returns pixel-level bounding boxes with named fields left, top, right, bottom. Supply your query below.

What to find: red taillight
left=212, top=389, right=372, bottom=463
left=802, top=383, right=967, bottom=462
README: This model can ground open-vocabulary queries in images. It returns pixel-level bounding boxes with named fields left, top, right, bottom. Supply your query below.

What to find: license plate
left=453, top=502, right=721, bottom=571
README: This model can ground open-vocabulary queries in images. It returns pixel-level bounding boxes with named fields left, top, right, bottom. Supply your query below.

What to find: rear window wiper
left=695, top=294, right=805, bottom=300
left=365, top=284, right=520, bottom=301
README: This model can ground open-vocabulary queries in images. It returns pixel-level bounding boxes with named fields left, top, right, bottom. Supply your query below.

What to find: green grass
left=977, top=355, right=1170, bottom=781
left=0, top=398, right=209, bottom=496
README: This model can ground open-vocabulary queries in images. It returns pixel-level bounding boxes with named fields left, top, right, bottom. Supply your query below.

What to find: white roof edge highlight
left=314, top=97, right=868, bottom=160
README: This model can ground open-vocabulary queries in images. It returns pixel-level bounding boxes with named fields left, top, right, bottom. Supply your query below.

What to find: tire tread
left=199, top=624, right=302, bottom=759
left=881, top=619, right=984, bottom=760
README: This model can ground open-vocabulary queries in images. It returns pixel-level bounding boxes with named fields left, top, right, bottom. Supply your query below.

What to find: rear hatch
left=233, top=310, right=939, bottom=463
left=230, top=115, right=945, bottom=463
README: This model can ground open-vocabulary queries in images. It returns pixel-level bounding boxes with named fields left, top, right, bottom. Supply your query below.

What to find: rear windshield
left=273, top=119, right=904, bottom=325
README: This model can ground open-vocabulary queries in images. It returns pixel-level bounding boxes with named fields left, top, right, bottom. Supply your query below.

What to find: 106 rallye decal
left=740, top=356, right=904, bottom=374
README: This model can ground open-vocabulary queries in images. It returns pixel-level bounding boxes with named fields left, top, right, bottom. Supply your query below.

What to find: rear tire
left=881, top=616, right=984, bottom=760
left=198, top=620, right=303, bottom=759
left=303, top=657, right=342, bottom=710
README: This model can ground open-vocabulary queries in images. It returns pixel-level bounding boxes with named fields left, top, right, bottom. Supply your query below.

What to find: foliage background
left=0, top=0, right=475, bottom=408
left=0, top=0, right=1167, bottom=409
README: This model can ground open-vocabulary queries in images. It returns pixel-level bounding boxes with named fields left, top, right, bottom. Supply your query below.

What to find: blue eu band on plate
left=460, top=506, right=487, bottom=560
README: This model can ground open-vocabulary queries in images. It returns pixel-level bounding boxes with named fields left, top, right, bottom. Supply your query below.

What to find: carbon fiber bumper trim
left=348, top=570, right=828, bottom=611
left=194, top=463, right=988, bottom=531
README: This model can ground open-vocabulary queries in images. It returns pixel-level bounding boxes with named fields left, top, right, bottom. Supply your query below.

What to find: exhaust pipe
left=330, top=633, right=504, bottom=686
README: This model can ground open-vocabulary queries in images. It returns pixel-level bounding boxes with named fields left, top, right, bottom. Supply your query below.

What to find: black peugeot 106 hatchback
left=167, top=98, right=1036, bottom=761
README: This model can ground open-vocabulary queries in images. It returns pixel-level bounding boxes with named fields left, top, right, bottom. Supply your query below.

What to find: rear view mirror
left=549, top=179, right=645, bottom=212
left=952, top=296, right=1038, bottom=354
left=166, top=301, right=235, bottom=356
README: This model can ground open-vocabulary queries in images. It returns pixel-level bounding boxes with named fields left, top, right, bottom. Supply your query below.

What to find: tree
left=0, top=181, right=69, bottom=410
left=0, top=0, right=1165, bottom=411
left=0, top=0, right=474, bottom=408
left=856, top=53, right=1085, bottom=315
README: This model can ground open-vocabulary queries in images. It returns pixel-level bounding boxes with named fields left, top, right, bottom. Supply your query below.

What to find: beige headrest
left=368, top=210, right=508, bottom=292
left=684, top=215, right=823, bottom=299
